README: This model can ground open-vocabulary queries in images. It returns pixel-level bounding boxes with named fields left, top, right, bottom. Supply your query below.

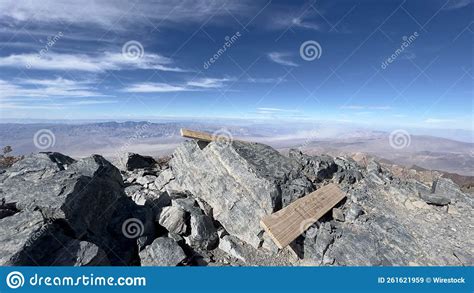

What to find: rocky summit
left=0, top=140, right=473, bottom=266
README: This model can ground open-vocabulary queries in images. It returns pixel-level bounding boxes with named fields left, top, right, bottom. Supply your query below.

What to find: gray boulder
left=219, top=235, right=247, bottom=262
left=332, top=208, right=345, bottom=222
left=419, top=192, right=451, bottom=206
left=172, top=197, right=203, bottom=216
left=136, top=175, right=157, bottom=187
left=188, top=214, right=218, bottom=249
left=157, top=206, right=188, bottom=235
left=124, top=153, right=156, bottom=171
left=0, top=153, right=145, bottom=265
left=432, top=178, right=473, bottom=206
left=139, top=237, right=186, bottom=266
left=154, top=169, right=174, bottom=191
left=169, top=140, right=300, bottom=248
left=53, top=240, right=110, bottom=266
left=346, top=204, right=364, bottom=222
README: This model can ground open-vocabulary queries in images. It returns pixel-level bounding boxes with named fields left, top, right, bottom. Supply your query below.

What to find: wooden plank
left=180, top=128, right=247, bottom=143
left=260, top=183, right=345, bottom=249
left=180, top=128, right=216, bottom=142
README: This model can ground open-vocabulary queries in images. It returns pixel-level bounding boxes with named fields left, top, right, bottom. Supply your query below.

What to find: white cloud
left=0, top=99, right=117, bottom=110
left=442, top=0, right=473, bottom=10
left=340, top=105, right=392, bottom=110
left=424, top=118, right=455, bottom=124
left=0, top=52, right=186, bottom=72
left=257, top=107, right=298, bottom=112
left=0, top=0, right=254, bottom=28
left=0, top=77, right=105, bottom=99
left=290, top=16, right=322, bottom=31
left=0, top=77, right=117, bottom=110
left=255, top=107, right=304, bottom=118
left=246, top=77, right=286, bottom=83
left=123, top=83, right=188, bottom=93
left=269, top=6, right=326, bottom=32
left=267, top=52, right=298, bottom=67
left=186, top=78, right=233, bottom=88
left=123, top=77, right=231, bottom=93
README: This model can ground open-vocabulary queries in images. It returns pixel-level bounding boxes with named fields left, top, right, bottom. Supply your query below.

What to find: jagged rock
left=129, top=190, right=147, bottom=205
left=346, top=204, right=363, bottom=222
left=169, top=233, right=184, bottom=243
left=412, top=200, right=430, bottom=209
left=1, top=142, right=473, bottom=267
left=124, top=186, right=171, bottom=214
left=139, top=237, right=186, bottom=266
left=447, top=205, right=460, bottom=215
left=53, top=240, right=110, bottom=266
left=334, top=157, right=363, bottom=184
left=261, top=232, right=279, bottom=254
left=281, top=177, right=313, bottom=207
left=157, top=206, right=188, bottom=235
left=136, top=175, right=157, bottom=187
left=0, top=200, right=17, bottom=219
left=124, top=153, right=156, bottom=171
left=332, top=208, right=345, bottom=222
left=172, top=197, right=203, bottom=215
left=169, top=140, right=299, bottom=248
left=0, top=210, right=49, bottom=265
left=432, top=178, right=473, bottom=206
left=289, top=150, right=337, bottom=182
left=366, top=159, right=383, bottom=174
left=124, top=185, right=142, bottom=197
left=219, top=235, right=246, bottom=262
left=303, top=222, right=333, bottom=265
left=0, top=153, right=145, bottom=265
left=188, top=214, right=218, bottom=249
left=419, top=192, right=451, bottom=206
left=146, top=191, right=172, bottom=211
left=154, top=169, right=174, bottom=191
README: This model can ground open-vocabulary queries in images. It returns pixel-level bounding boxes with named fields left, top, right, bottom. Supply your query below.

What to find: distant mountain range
left=1, top=121, right=472, bottom=176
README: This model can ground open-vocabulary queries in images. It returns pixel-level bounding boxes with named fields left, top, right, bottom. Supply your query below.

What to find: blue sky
left=0, top=0, right=472, bottom=130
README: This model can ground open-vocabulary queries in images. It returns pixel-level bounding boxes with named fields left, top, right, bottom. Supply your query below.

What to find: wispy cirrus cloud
left=256, top=107, right=300, bottom=114
left=0, top=52, right=187, bottom=72
left=122, top=83, right=188, bottom=93
left=0, top=0, right=255, bottom=28
left=340, top=105, right=392, bottom=110
left=186, top=77, right=233, bottom=88
left=0, top=99, right=117, bottom=110
left=267, top=52, right=298, bottom=67
left=246, top=76, right=287, bottom=83
left=423, top=118, right=456, bottom=124
left=283, top=15, right=323, bottom=31
left=0, top=77, right=117, bottom=110
left=123, top=77, right=232, bottom=93
left=0, top=77, right=106, bottom=99
left=442, top=0, right=473, bottom=10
